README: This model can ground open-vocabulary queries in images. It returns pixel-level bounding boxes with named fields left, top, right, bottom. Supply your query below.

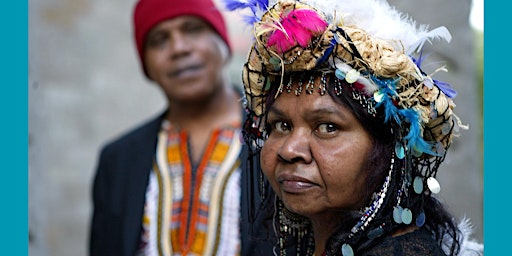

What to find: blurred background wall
left=28, top=0, right=483, bottom=255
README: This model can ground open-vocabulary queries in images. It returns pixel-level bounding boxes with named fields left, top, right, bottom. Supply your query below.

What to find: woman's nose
left=277, top=128, right=312, bottom=164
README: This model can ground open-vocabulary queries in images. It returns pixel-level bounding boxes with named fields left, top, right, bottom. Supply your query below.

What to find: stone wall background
left=28, top=0, right=483, bottom=255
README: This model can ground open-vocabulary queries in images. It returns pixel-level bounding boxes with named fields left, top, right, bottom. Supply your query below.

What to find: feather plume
left=380, top=98, right=399, bottom=124
left=267, top=8, right=328, bottom=53
left=222, top=0, right=270, bottom=25
left=442, top=218, right=484, bottom=256
left=299, top=0, right=451, bottom=53
left=400, top=109, right=436, bottom=155
left=316, top=39, right=335, bottom=66
left=434, top=79, right=457, bottom=98
left=332, top=60, right=379, bottom=94
left=412, top=52, right=457, bottom=98
left=407, top=26, right=452, bottom=55
left=224, top=0, right=451, bottom=54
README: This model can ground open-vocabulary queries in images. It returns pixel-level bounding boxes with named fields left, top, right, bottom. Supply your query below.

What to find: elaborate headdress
left=225, top=0, right=468, bottom=254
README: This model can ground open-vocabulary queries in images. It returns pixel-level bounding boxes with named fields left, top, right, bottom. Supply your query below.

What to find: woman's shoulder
left=361, top=227, right=446, bottom=256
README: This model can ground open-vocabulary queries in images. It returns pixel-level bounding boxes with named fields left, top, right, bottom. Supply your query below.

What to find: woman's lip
left=280, top=180, right=315, bottom=193
left=277, top=174, right=316, bottom=193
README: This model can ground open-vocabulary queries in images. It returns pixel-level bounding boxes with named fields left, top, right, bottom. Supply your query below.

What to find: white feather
left=441, top=217, right=484, bottom=256
left=299, top=0, right=452, bottom=53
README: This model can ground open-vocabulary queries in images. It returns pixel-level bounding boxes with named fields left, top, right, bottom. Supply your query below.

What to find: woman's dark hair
left=321, top=73, right=461, bottom=255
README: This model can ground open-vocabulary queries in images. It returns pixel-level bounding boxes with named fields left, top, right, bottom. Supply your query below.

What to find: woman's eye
left=317, top=123, right=337, bottom=134
left=270, top=121, right=291, bottom=133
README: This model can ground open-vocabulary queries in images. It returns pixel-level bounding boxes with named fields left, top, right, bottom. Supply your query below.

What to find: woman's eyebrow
left=303, top=106, right=348, bottom=122
left=266, top=105, right=286, bottom=118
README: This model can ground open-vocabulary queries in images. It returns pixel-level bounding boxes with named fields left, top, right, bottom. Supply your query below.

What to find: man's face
left=143, top=15, right=228, bottom=104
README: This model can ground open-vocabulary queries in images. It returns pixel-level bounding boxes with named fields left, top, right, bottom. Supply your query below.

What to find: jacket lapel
left=122, top=112, right=166, bottom=256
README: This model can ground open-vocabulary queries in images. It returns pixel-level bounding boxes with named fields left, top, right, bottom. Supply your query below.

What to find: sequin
left=345, top=69, right=359, bottom=83
left=413, top=176, right=423, bottom=194
left=427, top=177, right=441, bottom=194
left=401, top=208, right=413, bottom=224
left=412, top=147, right=423, bottom=157
left=270, top=57, right=281, bottom=71
left=436, top=142, right=446, bottom=155
left=430, top=107, right=438, bottom=119
left=341, top=243, right=354, bottom=256
left=367, top=227, right=384, bottom=239
left=256, top=138, right=265, bottom=148
left=441, top=122, right=451, bottom=135
left=393, top=206, right=403, bottom=224
left=270, top=57, right=280, bottom=65
left=416, top=211, right=426, bottom=227
left=395, top=143, right=405, bottom=159
left=373, top=91, right=384, bottom=102
left=335, top=69, right=346, bottom=80
left=264, top=79, right=272, bottom=90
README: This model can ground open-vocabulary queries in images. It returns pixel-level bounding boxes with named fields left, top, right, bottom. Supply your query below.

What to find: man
left=88, top=0, right=273, bottom=255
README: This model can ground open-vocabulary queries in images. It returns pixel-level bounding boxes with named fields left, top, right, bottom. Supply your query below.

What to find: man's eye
left=188, top=25, right=203, bottom=32
left=147, top=34, right=167, bottom=47
left=183, top=23, right=206, bottom=34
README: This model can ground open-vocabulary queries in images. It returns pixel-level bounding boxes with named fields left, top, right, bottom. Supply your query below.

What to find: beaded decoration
left=274, top=197, right=314, bottom=256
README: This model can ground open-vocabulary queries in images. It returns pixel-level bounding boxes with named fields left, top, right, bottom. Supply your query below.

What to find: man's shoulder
left=101, top=112, right=165, bottom=152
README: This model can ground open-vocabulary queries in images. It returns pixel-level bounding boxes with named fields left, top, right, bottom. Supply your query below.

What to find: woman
left=225, top=0, right=483, bottom=255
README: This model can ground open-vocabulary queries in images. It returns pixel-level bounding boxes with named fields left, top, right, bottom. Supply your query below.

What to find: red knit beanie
left=133, top=0, right=232, bottom=77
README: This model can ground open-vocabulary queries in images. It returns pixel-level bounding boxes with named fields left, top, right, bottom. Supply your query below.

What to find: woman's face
left=260, top=88, right=374, bottom=220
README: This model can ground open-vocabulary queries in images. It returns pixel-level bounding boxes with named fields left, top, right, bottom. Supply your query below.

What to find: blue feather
left=410, top=50, right=427, bottom=69
left=224, top=1, right=251, bottom=11
left=400, top=108, right=437, bottom=156
left=242, top=15, right=260, bottom=25
left=371, top=75, right=438, bottom=156
left=222, top=0, right=269, bottom=25
left=434, top=79, right=457, bottom=98
left=411, top=50, right=457, bottom=99
left=316, top=38, right=336, bottom=66
left=374, top=94, right=399, bottom=125
left=371, top=76, right=401, bottom=124
left=255, top=0, right=269, bottom=10
left=223, top=0, right=268, bottom=13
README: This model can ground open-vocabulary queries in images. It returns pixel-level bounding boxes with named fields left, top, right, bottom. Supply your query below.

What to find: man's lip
left=168, top=64, right=203, bottom=78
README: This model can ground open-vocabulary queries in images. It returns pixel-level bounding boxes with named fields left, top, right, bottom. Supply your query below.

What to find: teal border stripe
left=1, top=0, right=28, bottom=254
left=484, top=0, right=501, bottom=254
